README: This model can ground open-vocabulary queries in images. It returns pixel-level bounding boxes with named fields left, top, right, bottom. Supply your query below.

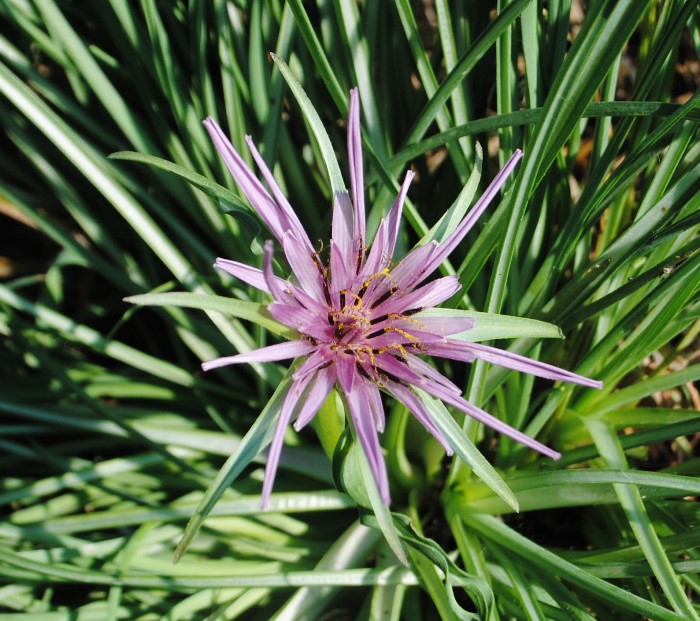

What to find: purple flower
left=202, top=89, right=602, bottom=508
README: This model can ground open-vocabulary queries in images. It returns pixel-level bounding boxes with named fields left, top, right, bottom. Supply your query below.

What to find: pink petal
left=366, top=379, right=386, bottom=432
left=382, top=380, right=453, bottom=453
left=348, top=88, right=366, bottom=246
left=361, top=217, right=389, bottom=278
left=202, top=339, right=315, bottom=371
left=215, top=258, right=271, bottom=293
left=371, top=275, right=461, bottom=316
left=365, top=328, right=441, bottom=349
left=282, top=232, right=326, bottom=304
left=367, top=315, right=474, bottom=341
left=294, top=346, right=335, bottom=381
left=337, top=364, right=391, bottom=504
left=268, top=302, right=333, bottom=340
left=262, top=240, right=288, bottom=302
left=420, top=379, right=561, bottom=460
left=402, top=353, right=463, bottom=395
left=292, top=287, right=329, bottom=313
left=245, top=136, right=314, bottom=253
left=261, top=381, right=303, bottom=509
left=422, top=340, right=476, bottom=364
left=329, top=239, right=352, bottom=303
left=362, top=241, right=437, bottom=309
left=385, top=170, right=415, bottom=260
left=216, top=254, right=325, bottom=313
left=331, top=191, right=355, bottom=275
left=372, top=352, right=425, bottom=386
left=293, top=364, right=337, bottom=431
left=335, top=350, right=356, bottom=393
left=459, top=342, right=604, bottom=389
left=386, top=240, right=438, bottom=293
left=203, top=119, right=289, bottom=244
left=422, top=150, right=523, bottom=276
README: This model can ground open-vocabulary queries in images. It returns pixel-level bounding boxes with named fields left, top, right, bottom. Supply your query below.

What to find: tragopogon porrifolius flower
left=202, top=89, right=602, bottom=508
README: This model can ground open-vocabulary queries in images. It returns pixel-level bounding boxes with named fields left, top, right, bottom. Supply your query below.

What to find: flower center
left=319, top=265, right=390, bottom=340
left=330, top=289, right=370, bottom=341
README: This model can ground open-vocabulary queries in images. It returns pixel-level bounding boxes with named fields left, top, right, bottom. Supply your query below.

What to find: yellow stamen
left=361, top=268, right=392, bottom=291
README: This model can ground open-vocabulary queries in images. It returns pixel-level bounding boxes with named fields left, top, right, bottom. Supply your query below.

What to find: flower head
left=203, top=89, right=601, bottom=508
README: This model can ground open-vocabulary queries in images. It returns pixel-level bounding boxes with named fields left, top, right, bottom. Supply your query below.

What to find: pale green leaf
left=271, top=54, right=346, bottom=195
left=125, top=292, right=295, bottom=339
left=416, top=308, right=563, bottom=342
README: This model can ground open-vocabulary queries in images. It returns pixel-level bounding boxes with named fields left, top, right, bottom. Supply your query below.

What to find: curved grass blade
left=465, top=512, right=687, bottom=621
left=401, top=0, right=532, bottom=147
left=0, top=284, right=194, bottom=387
left=173, top=372, right=293, bottom=562
left=366, top=512, right=495, bottom=621
left=270, top=54, right=346, bottom=195
left=376, top=102, right=699, bottom=176
left=587, top=419, right=699, bottom=620
left=272, top=521, right=381, bottom=621
left=452, top=469, right=700, bottom=515
left=109, top=150, right=249, bottom=211
left=124, top=292, right=295, bottom=339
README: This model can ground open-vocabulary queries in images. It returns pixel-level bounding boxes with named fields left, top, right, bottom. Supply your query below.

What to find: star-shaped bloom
left=202, top=89, right=601, bottom=508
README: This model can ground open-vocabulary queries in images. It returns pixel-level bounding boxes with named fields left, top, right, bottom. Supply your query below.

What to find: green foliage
left=0, top=1, right=698, bottom=619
